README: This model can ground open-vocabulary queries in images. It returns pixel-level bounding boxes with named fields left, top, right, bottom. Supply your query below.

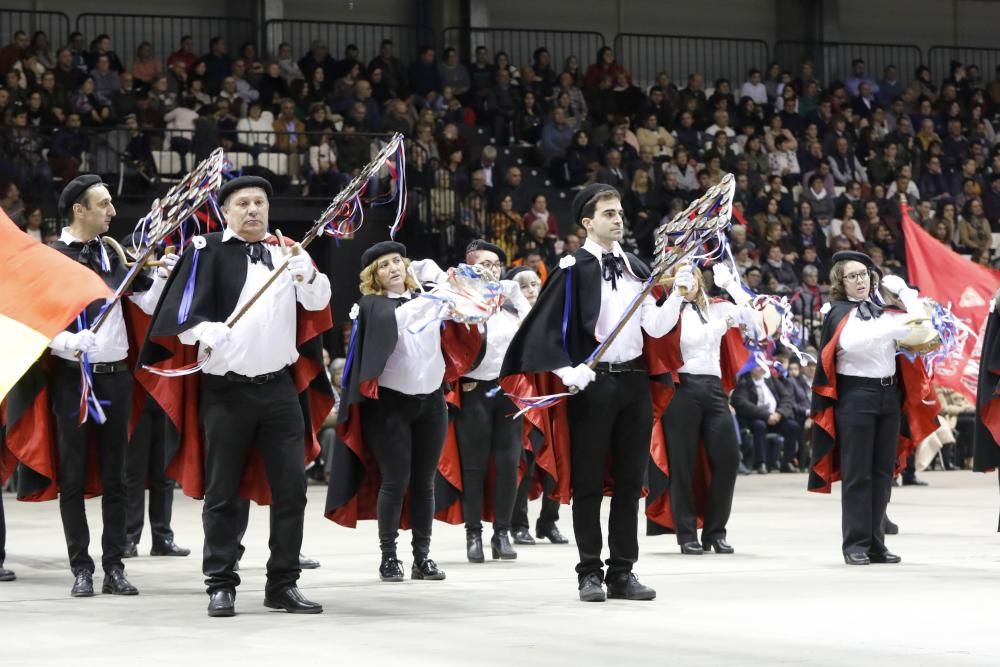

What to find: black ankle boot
left=491, top=530, right=517, bottom=560
left=466, top=530, right=484, bottom=563
left=379, top=553, right=404, bottom=582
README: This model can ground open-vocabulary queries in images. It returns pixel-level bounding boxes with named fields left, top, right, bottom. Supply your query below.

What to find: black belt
left=836, top=374, right=898, bottom=387
left=593, top=358, right=646, bottom=374
left=60, top=358, right=128, bottom=375
left=223, top=367, right=288, bottom=385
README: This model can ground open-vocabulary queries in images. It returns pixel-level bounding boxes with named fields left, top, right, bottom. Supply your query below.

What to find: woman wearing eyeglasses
left=807, top=250, right=940, bottom=565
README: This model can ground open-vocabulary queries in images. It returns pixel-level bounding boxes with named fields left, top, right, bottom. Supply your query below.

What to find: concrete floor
left=1, top=470, right=999, bottom=667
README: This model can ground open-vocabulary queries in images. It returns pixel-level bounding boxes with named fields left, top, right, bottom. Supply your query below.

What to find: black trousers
left=125, top=398, right=176, bottom=547
left=0, top=489, right=6, bottom=566
left=454, top=380, right=522, bottom=533
left=360, top=387, right=447, bottom=558
left=511, top=465, right=561, bottom=532
left=200, top=371, right=306, bottom=596
left=834, top=375, right=901, bottom=556
left=747, top=417, right=801, bottom=468
left=663, top=374, right=740, bottom=545
left=566, top=370, right=651, bottom=581
left=51, top=365, right=132, bottom=575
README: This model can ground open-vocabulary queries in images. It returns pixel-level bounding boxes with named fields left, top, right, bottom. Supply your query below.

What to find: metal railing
left=441, top=27, right=605, bottom=73
left=927, top=46, right=1000, bottom=82
left=613, top=33, right=769, bottom=89
left=264, top=20, right=435, bottom=63
left=772, top=40, right=923, bottom=87
left=75, top=13, right=256, bottom=69
left=0, top=9, right=71, bottom=51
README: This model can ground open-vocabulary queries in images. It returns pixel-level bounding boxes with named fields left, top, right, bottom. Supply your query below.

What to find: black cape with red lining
left=807, top=300, right=940, bottom=494
left=433, top=312, right=533, bottom=525
left=644, top=307, right=749, bottom=536
left=973, top=296, right=1000, bottom=529
left=3, top=240, right=152, bottom=501
left=137, top=232, right=335, bottom=505
left=498, top=248, right=672, bottom=505
left=323, top=293, right=482, bottom=528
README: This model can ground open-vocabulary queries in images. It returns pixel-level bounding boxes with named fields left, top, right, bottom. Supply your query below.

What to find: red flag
left=0, top=211, right=113, bottom=401
left=902, top=203, right=1000, bottom=401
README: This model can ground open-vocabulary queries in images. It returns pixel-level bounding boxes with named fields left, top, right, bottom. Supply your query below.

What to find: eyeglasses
left=476, top=261, right=503, bottom=271
left=843, top=270, right=870, bottom=283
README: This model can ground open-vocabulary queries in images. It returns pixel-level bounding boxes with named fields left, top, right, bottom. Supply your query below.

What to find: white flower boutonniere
left=558, top=255, right=576, bottom=270
left=349, top=303, right=360, bottom=321
left=192, top=235, right=207, bottom=250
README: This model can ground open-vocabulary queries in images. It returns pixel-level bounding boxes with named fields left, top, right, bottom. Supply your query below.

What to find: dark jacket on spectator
left=408, top=60, right=441, bottom=98
left=732, top=373, right=795, bottom=423
left=919, top=171, right=951, bottom=201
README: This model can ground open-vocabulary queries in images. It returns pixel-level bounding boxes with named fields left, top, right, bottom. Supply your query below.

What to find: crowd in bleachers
left=0, top=25, right=988, bottom=475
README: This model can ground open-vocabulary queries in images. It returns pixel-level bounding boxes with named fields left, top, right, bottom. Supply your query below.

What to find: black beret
left=830, top=250, right=876, bottom=272
left=361, top=240, right=407, bottom=269
left=58, top=174, right=105, bottom=215
left=218, top=176, right=273, bottom=205
left=571, top=183, right=620, bottom=224
left=465, top=239, right=507, bottom=266
left=503, top=266, right=534, bottom=280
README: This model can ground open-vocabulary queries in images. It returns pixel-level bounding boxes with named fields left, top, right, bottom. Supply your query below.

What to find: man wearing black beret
left=6, top=175, right=178, bottom=597
left=501, top=183, right=678, bottom=602
left=139, top=176, right=334, bottom=616
left=808, top=250, right=940, bottom=565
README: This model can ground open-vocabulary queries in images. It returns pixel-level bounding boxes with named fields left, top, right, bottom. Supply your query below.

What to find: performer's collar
left=60, top=228, right=90, bottom=245
left=582, top=237, right=623, bottom=259
left=222, top=227, right=272, bottom=244
left=386, top=289, right=411, bottom=299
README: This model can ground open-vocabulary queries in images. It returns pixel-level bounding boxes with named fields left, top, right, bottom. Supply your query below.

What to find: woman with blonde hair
left=324, top=241, right=480, bottom=582
left=489, top=194, right=524, bottom=261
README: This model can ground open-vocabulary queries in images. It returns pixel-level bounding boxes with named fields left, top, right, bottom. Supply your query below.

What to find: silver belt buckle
left=880, top=376, right=893, bottom=386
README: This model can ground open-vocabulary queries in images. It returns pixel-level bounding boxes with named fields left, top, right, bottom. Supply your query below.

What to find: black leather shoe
left=607, top=572, right=656, bottom=601
left=868, top=551, right=901, bottom=564
left=511, top=528, right=535, bottom=545
left=578, top=573, right=605, bottom=602
left=680, top=541, right=704, bottom=555
left=467, top=531, right=485, bottom=563
left=379, top=554, right=404, bottom=582
left=702, top=539, right=735, bottom=554
left=264, top=587, right=323, bottom=614
left=884, top=518, right=899, bottom=535
left=0, top=567, right=15, bottom=582
left=755, top=464, right=768, bottom=474
left=207, top=589, right=236, bottom=617
left=902, top=477, right=928, bottom=486
left=298, top=553, right=320, bottom=569
left=412, top=558, right=446, bottom=580
left=123, top=542, right=138, bottom=559
left=71, top=571, right=94, bottom=597
left=844, top=552, right=871, bottom=565
left=779, top=462, right=797, bottom=473
left=491, top=531, right=517, bottom=560
left=102, top=569, right=139, bottom=595
left=150, top=540, right=190, bottom=557
left=536, top=524, right=569, bottom=544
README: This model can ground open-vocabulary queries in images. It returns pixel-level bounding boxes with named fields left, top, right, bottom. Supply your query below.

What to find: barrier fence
left=441, top=27, right=605, bottom=76
left=0, top=9, right=70, bottom=53
left=928, top=45, right=1000, bottom=82
left=773, top=40, right=923, bottom=88
left=75, top=13, right=256, bottom=71
left=613, top=33, right=770, bottom=89
left=264, top=20, right=435, bottom=64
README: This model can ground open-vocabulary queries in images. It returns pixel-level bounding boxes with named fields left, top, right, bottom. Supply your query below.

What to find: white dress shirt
left=465, top=307, right=520, bottom=381
left=378, top=290, right=447, bottom=395
left=836, top=301, right=915, bottom=378
left=754, top=376, right=777, bottom=413
left=179, top=229, right=331, bottom=376
left=582, top=238, right=676, bottom=364
left=49, top=228, right=167, bottom=363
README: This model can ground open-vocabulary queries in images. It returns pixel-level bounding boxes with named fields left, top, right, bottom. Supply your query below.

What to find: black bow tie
left=226, top=236, right=275, bottom=270
left=601, top=252, right=626, bottom=291
left=856, top=300, right=883, bottom=320
left=682, top=300, right=708, bottom=324
left=70, top=238, right=108, bottom=273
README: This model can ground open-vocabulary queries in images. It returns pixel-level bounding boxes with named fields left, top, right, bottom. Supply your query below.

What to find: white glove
left=156, top=252, right=179, bottom=279
left=673, top=266, right=695, bottom=294
left=500, top=279, right=531, bottom=318
left=64, top=329, right=98, bottom=354
left=555, top=363, right=597, bottom=392
left=712, top=263, right=735, bottom=289
left=198, top=322, right=232, bottom=350
left=880, top=274, right=908, bottom=296
left=286, top=247, right=315, bottom=281
left=409, top=258, right=448, bottom=285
